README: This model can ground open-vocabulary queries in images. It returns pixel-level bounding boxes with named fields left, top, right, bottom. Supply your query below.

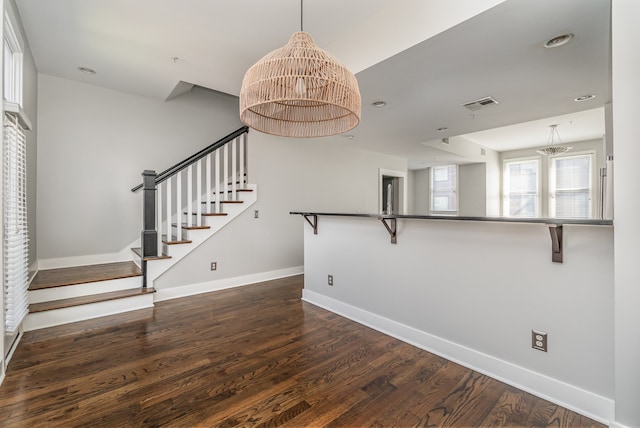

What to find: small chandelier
left=536, top=124, right=571, bottom=156
left=239, top=0, right=361, bottom=138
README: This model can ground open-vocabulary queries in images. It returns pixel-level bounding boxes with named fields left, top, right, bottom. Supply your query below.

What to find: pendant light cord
left=300, top=0, right=303, bottom=32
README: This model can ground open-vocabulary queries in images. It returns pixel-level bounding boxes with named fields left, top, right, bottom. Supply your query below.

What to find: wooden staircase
left=24, top=262, right=155, bottom=330
left=23, top=127, right=254, bottom=331
left=24, top=185, right=257, bottom=331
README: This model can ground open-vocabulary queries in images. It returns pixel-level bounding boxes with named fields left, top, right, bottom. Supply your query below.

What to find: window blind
left=3, top=112, right=28, bottom=333
left=551, top=155, right=592, bottom=218
left=503, top=159, right=539, bottom=217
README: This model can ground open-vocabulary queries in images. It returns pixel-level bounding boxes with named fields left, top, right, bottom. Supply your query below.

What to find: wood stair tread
left=171, top=223, right=211, bottom=230
left=201, top=200, right=244, bottom=204
left=29, top=262, right=142, bottom=291
left=189, top=212, right=228, bottom=217
left=162, top=235, right=192, bottom=245
left=29, top=288, right=155, bottom=313
left=217, top=189, right=253, bottom=194
left=131, top=247, right=172, bottom=261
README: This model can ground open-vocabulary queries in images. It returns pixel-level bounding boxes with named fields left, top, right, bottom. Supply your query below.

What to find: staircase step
left=162, top=235, right=192, bottom=245
left=29, top=261, right=142, bottom=291
left=187, top=212, right=228, bottom=217
left=131, top=247, right=172, bottom=261
left=171, top=223, right=211, bottom=230
left=217, top=189, right=253, bottom=194
left=29, top=288, right=155, bottom=313
left=201, top=200, right=244, bottom=204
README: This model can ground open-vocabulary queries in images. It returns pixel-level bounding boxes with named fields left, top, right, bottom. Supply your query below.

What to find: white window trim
left=3, top=10, right=23, bottom=107
left=502, top=156, right=541, bottom=218
left=430, top=164, right=458, bottom=215
left=548, top=150, right=595, bottom=219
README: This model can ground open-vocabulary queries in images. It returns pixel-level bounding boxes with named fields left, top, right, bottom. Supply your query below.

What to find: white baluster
left=166, top=177, right=172, bottom=245
left=215, top=149, right=221, bottom=214
left=231, top=137, right=237, bottom=200
left=186, top=165, right=193, bottom=228
left=239, top=133, right=245, bottom=190
left=223, top=144, right=229, bottom=202
left=206, top=153, right=212, bottom=214
left=196, top=159, right=202, bottom=227
left=157, top=182, right=163, bottom=256
left=176, top=171, right=182, bottom=241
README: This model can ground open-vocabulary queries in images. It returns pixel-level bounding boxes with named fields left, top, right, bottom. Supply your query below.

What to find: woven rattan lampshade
left=239, top=31, right=361, bottom=138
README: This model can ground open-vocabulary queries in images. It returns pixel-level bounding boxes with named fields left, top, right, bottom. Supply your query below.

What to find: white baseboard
left=609, top=423, right=630, bottom=428
left=23, top=294, right=154, bottom=331
left=154, top=266, right=304, bottom=302
left=302, top=289, right=614, bottom=426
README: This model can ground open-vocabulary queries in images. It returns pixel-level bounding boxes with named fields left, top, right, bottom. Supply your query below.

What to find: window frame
left=502, top=156, right=541, bottom=218
left=430, top=164, right=458, bottom=215
left=3, top=10, right=23, bottom=107
left=548, top=151, right=595, bottom=219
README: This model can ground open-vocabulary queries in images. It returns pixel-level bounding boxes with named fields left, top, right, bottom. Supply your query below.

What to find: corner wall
left=302, top=216, right=614, bottom=423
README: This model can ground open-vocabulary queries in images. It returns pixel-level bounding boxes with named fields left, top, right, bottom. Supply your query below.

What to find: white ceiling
left=15, top=0, right=611, bottom=168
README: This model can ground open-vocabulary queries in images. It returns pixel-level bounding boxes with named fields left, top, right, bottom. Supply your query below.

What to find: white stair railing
left=132, top=127, right=249, bottom=285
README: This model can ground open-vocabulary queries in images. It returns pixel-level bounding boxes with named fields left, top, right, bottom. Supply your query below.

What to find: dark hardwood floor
left=0, top=275, right=604, bottom=427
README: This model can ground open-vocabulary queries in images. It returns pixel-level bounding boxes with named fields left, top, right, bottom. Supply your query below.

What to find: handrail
left=131, top=126, right=249, bottom=192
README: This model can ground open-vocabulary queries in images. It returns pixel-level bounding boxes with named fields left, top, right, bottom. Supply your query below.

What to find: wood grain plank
left=0, top=275, right=607, bottom=428
left=29, top=261, right=141, bottom=290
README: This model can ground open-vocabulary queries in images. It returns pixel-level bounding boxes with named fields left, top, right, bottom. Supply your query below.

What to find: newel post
left=141, top=170, right=158, bottom=259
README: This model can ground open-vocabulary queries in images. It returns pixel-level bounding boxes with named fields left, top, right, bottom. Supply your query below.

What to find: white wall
left=485, top=149, right=501, bottom=216
left=36, top=75, right=243, bottom=263
left=458, top=163, right=486, bottom=216
left=409, top=168, right=430, bottom=215
left=612, top=1, right=640, bottom=427
left=302, top=216, right=614, bottom=423
left=155, top=134, right=407, bottom=287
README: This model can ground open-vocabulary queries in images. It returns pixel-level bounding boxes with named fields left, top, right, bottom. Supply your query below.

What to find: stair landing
left=25, top=262, right=154, bottom=331
left=30, top=261, right=142, bottom=290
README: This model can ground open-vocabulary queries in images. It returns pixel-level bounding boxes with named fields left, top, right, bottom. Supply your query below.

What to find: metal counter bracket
left=547, top=224, right=563, bottom=263
left=380, top=217, right=397, bottom=244
left=303, top=214, right=318, bottom=235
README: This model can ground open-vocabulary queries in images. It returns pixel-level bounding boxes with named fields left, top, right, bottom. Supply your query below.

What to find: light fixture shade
left=536, top=124, right=572, bottom=156
left=239, top=31, right=361, bottom=138
left=536, top=146, right=572, bottom=156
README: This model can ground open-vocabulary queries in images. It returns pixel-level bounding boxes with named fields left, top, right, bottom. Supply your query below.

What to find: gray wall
left=37, top=75, right=242, bottom=261
left=458, top=163, right=486, bottom=216
left=36, top=74, right=407, bottom=283
left=612, top=1, right=640, bottom=426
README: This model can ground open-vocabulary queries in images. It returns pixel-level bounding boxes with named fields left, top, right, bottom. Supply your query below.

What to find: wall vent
left=462, top=96, right=499, bottom=111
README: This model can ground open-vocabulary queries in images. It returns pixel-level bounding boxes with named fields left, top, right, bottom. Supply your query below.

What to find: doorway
left=379, top=169, right=407, bottom=215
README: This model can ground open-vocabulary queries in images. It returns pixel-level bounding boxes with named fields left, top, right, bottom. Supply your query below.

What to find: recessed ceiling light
left=371, top=100, right=387, bottom=108
left=436, top=127, right=448, bottom=132
left=343, top=134, right=355, bottom=139
left=78, top=66, right=96, bottom=75
left=574, top=94, right=596, bottom=102
left=544, top=33, right=574, bottom=48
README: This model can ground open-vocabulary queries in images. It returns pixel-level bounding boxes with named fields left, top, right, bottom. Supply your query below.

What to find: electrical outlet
left=532, top=330, right=547, bottom=352
left=210, top=262, right=217, bottom=271
left=254, top=210, right=259, bottom=218
left=328, top=275, right=333, bottom=286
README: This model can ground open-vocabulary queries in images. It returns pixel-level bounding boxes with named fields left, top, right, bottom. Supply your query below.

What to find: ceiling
left=15, top=0, right=611, bottom=169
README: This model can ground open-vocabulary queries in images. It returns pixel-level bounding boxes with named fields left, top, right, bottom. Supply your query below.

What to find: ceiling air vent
left=462, top=96, right=499, bottom=111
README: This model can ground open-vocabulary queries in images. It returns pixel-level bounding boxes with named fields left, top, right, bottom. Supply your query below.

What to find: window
left=549, top=153, right=593, bottom=218
left=3, top=11, right=23, bottom=106
left=3, top=113, right=28, bottom=333
left=503, top=159, right=539, bottom=217
left=430, top=165, right=457, bottom=213
left=3, top=11, right=28, bottom=334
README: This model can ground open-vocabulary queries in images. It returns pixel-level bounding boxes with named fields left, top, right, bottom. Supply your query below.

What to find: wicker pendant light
left=239, top=1, right=361, bottom=138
